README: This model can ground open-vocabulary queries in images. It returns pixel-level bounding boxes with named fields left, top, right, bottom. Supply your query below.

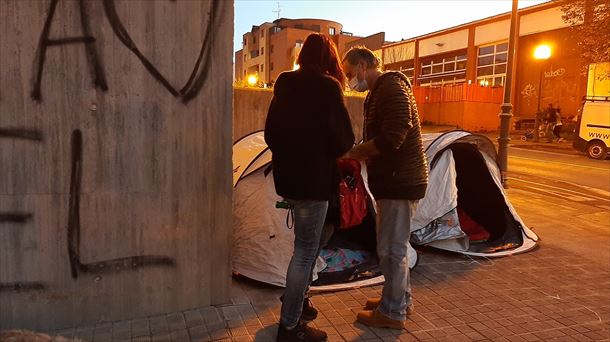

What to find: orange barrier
left=413, top=84, right=504, bottom=104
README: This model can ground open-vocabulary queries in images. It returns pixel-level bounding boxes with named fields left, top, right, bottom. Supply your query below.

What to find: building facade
left=235, top=18, right=385, bottom=86
left=381, top=2, right=589, bottom=120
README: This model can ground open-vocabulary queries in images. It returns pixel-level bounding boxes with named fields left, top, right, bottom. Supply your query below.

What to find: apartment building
left=235, top=18, right=385, bottom=86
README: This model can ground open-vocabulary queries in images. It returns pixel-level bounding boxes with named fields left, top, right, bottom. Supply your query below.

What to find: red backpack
left=337, top=159, right=368, bottom=229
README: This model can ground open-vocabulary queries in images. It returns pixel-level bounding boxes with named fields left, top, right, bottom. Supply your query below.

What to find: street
left=507, top=145, right=610, bottom=266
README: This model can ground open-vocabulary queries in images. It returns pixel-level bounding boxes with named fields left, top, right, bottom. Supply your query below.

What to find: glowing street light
left=533, top=44, right=552, bottom=60
left=247, top=74, right=258, bottom=87
left=533, top=44, right=553, bottom=142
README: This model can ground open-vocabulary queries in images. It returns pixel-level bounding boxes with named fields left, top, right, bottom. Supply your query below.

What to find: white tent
left=232, top=130, right=539, bottom=290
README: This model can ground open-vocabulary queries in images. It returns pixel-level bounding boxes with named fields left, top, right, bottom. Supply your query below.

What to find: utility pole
left=498, top=0, right=518, bottom=188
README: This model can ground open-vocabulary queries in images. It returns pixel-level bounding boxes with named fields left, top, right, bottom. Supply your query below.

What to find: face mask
left=349, top=74, right=368, bottom=92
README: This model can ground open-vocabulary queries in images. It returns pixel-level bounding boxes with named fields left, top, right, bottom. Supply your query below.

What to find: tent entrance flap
left=451, top=143, right=523, bottom=253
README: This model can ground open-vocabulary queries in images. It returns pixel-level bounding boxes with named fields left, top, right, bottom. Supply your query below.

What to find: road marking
left=510, top=155, right=610, bottom=171
left=508, top=177, right=610, bottom=203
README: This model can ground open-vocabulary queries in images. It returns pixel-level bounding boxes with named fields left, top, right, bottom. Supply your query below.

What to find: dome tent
left=232, top=130, right=539, bottom=291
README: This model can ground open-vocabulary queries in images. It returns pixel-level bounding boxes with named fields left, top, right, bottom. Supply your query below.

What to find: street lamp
left=247, top=74, right=258, bottom=87
left=533, top=44, right=552, bottom=142
left=497, top=0, right=518, bottom=188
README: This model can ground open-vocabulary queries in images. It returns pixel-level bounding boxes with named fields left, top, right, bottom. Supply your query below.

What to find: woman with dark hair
left=265, top=33, right=355, bottom=342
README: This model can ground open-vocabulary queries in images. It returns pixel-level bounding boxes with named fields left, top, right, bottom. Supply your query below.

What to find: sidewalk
left=45, top=185, right=610, bottom=341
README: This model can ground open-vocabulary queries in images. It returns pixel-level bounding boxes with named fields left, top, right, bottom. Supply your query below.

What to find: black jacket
left=364, top=71, right=428, bottom=200
left=265, top=67, right=355, bottom=200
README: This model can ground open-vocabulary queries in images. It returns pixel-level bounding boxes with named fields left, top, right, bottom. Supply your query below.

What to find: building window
left=295, top=24, right=303, bottom=29
left=476, top=42, right=508, bottom=86
left=270, top=45, right=274, bottom=54
left=261, top=47, right=264, bottom=55
left=399, top=60, right=415, bottom=82
left=272, top=26, right=281, bottom=34
left=312, top=24, right=320, bottom=32
left=271, top=62, right=274, bottom=71
left=261, top=29, right=265, bottom=37
left=419, top=51, right=467, bottom=87
left=250, top=50, right=259, bottom=58
left=261, top=64, right=264, bottom=72
left=295, top=40, right=304, bottom=48
left=329, top=27, right=335, bottom=35
left=253, top=37, right=256, bottom=44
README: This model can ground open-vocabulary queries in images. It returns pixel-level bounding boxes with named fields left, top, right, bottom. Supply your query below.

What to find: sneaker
left=277, top=321, right=327, bottom=341
left=280, top=295, right=318, bottom=322
left=356, top=309, right=405, bottom=330
left=364, top=297, right=414, bottom=315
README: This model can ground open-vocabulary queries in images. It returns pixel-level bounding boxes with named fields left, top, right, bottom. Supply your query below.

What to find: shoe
left=356, top=309, right=405, bottom=330
left=280, top=295, right=318, bottom=322
left=364, top=297, right=414, bottom=315
left=277, top=321, right=327, bottom=341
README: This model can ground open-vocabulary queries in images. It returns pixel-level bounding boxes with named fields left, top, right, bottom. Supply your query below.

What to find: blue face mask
left=349, top=75, right=368, bottom=92
left=348, top=64, right=368, bottom=92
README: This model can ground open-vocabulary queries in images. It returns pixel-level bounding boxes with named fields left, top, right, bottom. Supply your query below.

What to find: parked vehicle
left=572, top=96, right=610, bottom=159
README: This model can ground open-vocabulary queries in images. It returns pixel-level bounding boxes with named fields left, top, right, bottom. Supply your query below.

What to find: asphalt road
left=505, top=145, right=610, bottom=265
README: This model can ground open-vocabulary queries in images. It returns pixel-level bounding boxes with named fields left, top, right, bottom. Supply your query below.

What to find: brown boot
left=363, top=298, right=414, bottom=315
left=356, top=310, right=405, bottom=329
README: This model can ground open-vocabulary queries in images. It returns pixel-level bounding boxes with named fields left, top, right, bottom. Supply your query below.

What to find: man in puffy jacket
left=341, top=47, right=428, bottom=330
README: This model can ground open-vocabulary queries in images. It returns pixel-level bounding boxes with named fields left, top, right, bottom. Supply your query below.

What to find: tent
left=232, top=130, right=539, bottom=291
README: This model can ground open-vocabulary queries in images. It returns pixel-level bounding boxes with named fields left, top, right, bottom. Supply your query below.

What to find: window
left=261, top=64, right=264, bottom=72
left=312, top=25, right=321, bottom=32
left=295, top=24, right=303, bottom=29
left=270, top=45, right=274, bottom=54
left=272, top=26, right=281, bottom=34
left=271, top=62, right=274, bottom=71
left=329, top=27, right=336, bottom=35
left=253, top=37, right=256, bottom=44
left=398, top=60, right=415, bottom=82
left=261, top=29, right=265, bottom=37
left=476, top=42, right=508, bottom=86
left=419, top=51, right=467, bottom=87
left=295, top=40, right=304, bottom=48
left=261, top=47, right=264, bottom=55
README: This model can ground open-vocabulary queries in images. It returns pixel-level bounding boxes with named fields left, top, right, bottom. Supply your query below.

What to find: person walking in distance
left=265, top=33, right=355, bottom=341
left=341, top=47, right=428, bottom=329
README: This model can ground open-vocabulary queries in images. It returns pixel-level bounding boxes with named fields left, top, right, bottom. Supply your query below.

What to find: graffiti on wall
left=1, top=0, right=222, bottom=293
left=32, top=0, right=219, bottom=103
left=0, top=130, right=46, bottom=293
left=67, top=130, right=175, bottom=279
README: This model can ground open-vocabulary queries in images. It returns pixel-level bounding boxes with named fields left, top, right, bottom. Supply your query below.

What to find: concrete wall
left=0, top=0, right=233, bottom=330
left=234, top=87, right=365, bottom=142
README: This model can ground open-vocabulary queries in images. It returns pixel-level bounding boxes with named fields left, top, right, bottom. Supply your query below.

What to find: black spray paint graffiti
left=0, top=128, right=44, bottom=141
left=33, top=0, right=219, bottom=104
left=31, top=0, right=108, bottom=101
left=0, top=129, right=43, bottom=293
left=68, top=130, right=174, bottom=279
left=0, top=282, right=47, bottom=293
left=0, top=213, right=33, bottom=224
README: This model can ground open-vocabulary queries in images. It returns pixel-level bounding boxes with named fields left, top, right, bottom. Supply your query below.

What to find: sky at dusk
left=234, top=0, right=551, bottom=53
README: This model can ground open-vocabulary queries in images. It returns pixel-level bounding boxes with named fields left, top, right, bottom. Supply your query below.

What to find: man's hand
left=340, top=140, right=380, bottom=161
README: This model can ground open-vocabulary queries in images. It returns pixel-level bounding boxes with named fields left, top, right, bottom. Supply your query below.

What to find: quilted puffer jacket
left=363, top=71, right=428, bottom=200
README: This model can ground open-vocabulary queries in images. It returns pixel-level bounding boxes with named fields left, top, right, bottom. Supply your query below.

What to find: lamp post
left=533, top=44, right=551, bottom=142
left=498, top=0, right=518, bottom=188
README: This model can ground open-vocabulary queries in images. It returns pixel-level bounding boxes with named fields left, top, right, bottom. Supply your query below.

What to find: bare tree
left=559, top=0, right=610, bottom=72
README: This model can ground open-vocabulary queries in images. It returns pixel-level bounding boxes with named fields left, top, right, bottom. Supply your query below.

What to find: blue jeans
left=280, top=199, right=329, bottom=328
left=376, top=199, right=416, bottom=321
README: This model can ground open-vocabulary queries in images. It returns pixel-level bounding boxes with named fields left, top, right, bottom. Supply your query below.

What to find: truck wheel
left=586, top=141, right=607, bottom=160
